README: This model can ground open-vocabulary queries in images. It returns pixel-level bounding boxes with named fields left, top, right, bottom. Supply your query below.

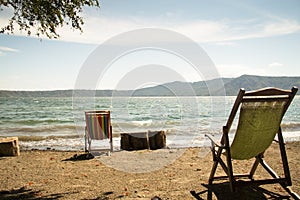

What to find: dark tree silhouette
left=0, top=0, right=99, bottom=38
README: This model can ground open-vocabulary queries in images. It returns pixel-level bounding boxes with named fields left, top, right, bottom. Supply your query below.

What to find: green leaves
left=0, top=0, right=99, bottom=39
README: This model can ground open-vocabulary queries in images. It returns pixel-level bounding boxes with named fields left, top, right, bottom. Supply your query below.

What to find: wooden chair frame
left=206, top=87, right=299, bottom=199
left=84, top=110, right=113, bottom=155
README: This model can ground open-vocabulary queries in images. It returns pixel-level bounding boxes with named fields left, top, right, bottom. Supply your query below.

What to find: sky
left=0, top=0, right=300, bottom=90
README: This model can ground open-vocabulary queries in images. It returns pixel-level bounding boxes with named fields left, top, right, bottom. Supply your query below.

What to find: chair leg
left=225, top=148, right=235, bottom=192
left=208, top=147, right=220, bottom=184
left=110, top=126, right=113, bottom=153
left=84, top=137, right=87, bottom=152
left=285, top=187, right=300, bottom=200
left=209, top=159, right=218, bottom=184
left=258, top=156, right=280, bottom=179
left=249, top=154, right=262, bottom=180
left=88, top=139, right=92, bottom=153
left=278, top=127, right=292, bottom=186
left=222, top=132, right=235, bottom=192
left=85, top=127, right=88, bottom=152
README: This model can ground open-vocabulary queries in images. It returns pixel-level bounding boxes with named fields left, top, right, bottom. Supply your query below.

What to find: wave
left=18, top=134, right=82, bottom=142
left=3, top=121, right=300, bottom=135
left=131, top=120, right=153, bottom=126
left=281, top=122, right=300, bottom=130
left=1, top=124, right=78, bottom=134
left=10, top=119, right=73, bottom=125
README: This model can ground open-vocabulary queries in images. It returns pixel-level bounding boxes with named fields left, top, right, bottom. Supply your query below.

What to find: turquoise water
left=1, top=96, right=300, bottom=150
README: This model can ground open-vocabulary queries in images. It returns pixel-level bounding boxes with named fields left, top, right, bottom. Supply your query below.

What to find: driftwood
left=120, top=130, right=166, bottom=151
left=0, top=137, right=20, bottom=156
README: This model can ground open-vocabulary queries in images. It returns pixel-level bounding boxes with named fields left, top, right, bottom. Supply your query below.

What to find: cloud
left=0, top=46, right=19, bottom=56
left=56, top=15, right=300, bottom=45
left=0, top=46, right=19, bottom=52
left=263, top=20, right=300, bottom=35
left=268, top=62, right=284, bottom=67
left=1, top=5, right=299, bottom=45
left=229, top=19, right=300, bottom=41
left=216, top=62, right=294, bottom=78
left=216, top=64, right=268, bottom=78
left=214, top=41, right=238, bottom=46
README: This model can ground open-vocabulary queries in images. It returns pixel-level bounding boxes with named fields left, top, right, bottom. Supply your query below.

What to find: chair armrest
left=205, top=134, right=223, bottom=148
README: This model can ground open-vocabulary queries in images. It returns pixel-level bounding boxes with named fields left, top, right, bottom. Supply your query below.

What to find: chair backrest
left=85, top=111, right=111, bottom=140
left=227, top=87, right=298, bottom=160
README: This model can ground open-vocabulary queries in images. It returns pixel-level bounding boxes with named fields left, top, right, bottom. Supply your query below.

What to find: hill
left=222, top=75, right=300, bottom=95
left=133, top=75, right=300, bottom=96
left=0, top=75, right=299, bottom=97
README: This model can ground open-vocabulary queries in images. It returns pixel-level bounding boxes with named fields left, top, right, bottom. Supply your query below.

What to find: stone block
left=120, top=131, right=166, bottom=151
left=0, top=137, right=20, bottom=156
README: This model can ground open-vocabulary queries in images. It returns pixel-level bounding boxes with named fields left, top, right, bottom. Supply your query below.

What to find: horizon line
left=1, top=74, right=299, bottom=92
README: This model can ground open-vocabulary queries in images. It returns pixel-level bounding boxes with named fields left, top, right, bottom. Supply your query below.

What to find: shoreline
left=1, top=141, right=299, bottom=199
left=16, top=131, right=300, bottom=152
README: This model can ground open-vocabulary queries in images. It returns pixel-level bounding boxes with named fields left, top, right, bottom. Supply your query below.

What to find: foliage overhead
left=0, top=0, right=99, bottom=39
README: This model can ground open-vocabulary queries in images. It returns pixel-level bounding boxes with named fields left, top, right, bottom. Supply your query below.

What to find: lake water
left=1, top=96, right=300, bottom=151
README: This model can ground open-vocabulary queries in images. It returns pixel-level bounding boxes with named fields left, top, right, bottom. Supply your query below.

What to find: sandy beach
left=0, top=142, right=299, bottom=200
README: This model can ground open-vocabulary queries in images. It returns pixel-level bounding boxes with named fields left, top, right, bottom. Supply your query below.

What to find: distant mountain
left=222, top=75, right=300, bottom=95
left=0, top=75, right=299, bottom=97
left=132, top=75, right=300, bottom=96
left=0, top=90, right=73, bottom=97
left=132, top=78, right=233, bottom=96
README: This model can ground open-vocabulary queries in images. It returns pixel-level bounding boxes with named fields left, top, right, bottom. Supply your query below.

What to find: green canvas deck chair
left=85, top=110, right=113, bottom=155
left=205, top=87, right=299, bottom=199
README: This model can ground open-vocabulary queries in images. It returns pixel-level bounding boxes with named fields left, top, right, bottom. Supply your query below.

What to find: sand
left=0, top=142, right=299, bottom=200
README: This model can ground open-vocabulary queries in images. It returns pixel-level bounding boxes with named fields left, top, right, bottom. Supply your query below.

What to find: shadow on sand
left=191, top=182, right=293, bottom=200
left=62, top=152, right=95, bottom=161
left=0, top=186, right=75, bottom=200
